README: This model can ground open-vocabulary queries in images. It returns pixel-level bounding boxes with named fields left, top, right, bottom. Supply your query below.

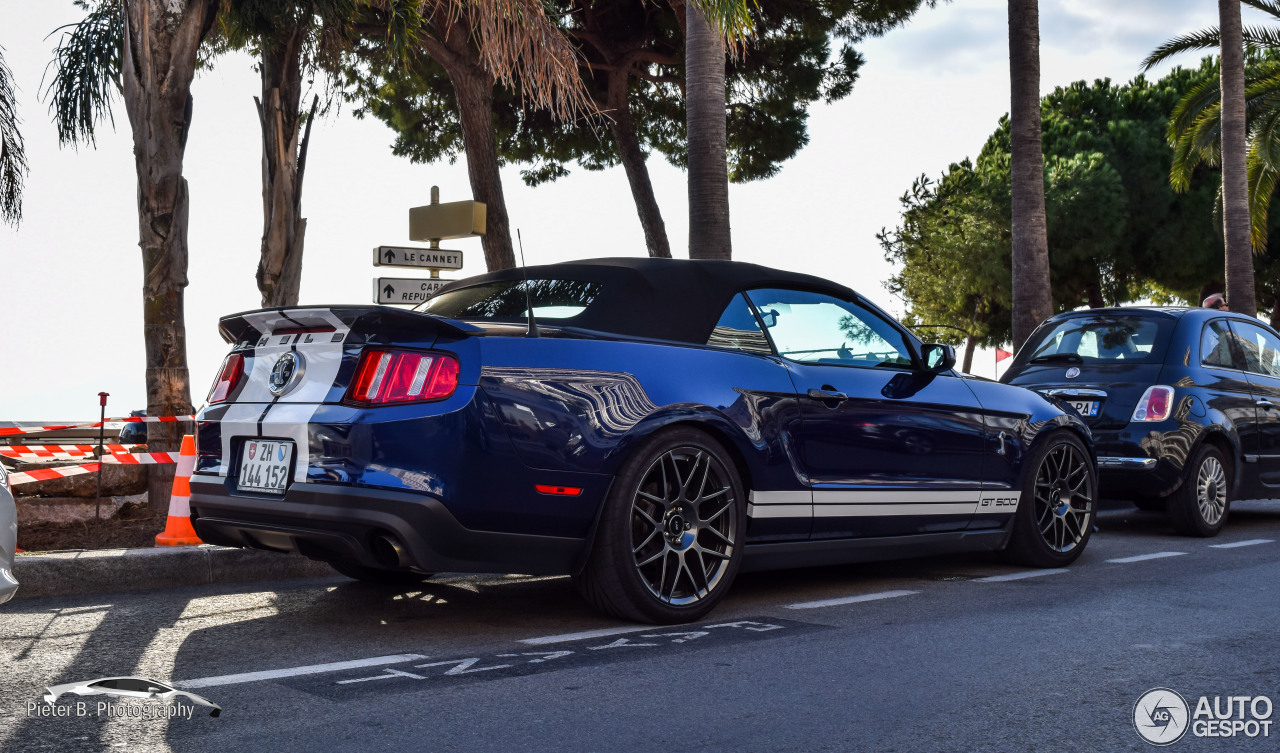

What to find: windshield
left=416, top=279, right=603, bottom=321
left=1021, top=315, right=1173, bottom=364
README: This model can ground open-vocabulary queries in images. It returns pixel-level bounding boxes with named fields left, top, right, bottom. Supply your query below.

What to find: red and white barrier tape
left=101, top=452, right=178, bottom=466
left=7, top=463, right=101, bottom=486
left=0, top=444, right=140, bottom=459
left=0, top=415, right=196, bottom=437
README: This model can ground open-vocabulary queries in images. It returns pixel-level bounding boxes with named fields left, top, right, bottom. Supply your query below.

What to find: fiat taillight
left=207, top=354, right=245, bottom=404
left=1132, top=385, right=1174, bottom=422
left=345, top=349, right=459, bottom=405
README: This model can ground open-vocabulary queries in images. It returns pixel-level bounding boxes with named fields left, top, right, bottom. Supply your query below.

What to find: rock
left=15, top=494, right=148, bottom=524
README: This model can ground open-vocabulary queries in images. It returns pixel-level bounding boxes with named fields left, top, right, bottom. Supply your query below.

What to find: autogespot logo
left=1134, top=688, right=1274, bottom=745
left=1134, top=688, right=1190, bottom=746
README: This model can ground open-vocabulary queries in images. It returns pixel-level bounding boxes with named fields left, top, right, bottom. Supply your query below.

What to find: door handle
left=807, top=388, right=849, bottom=402
left=1258, top=399, right=1276, bottom=408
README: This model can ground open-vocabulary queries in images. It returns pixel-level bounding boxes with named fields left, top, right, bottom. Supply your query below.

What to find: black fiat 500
left=1003, top=306, right=1280, bottom=536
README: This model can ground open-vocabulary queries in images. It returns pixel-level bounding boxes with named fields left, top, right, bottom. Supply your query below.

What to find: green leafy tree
left=881, top=68, right=1225, bottom=363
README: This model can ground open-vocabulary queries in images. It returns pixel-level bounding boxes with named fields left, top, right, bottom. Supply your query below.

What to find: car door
left=1225, top=319, right=1280, bottom=489
left=744, top=288, right=987, bottom=538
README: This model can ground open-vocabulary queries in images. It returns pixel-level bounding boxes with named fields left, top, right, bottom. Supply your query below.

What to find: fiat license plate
left=1067, top=400, right=1099, bottom=417
left=237, top=440, right=293, bottom=494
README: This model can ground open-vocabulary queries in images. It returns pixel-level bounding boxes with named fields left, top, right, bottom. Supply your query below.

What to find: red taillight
left=207, top=354, right=245, bottom=404
left=346, top=349, right=459, bottom=405
left=1132, top=385, right=1174, bottom=422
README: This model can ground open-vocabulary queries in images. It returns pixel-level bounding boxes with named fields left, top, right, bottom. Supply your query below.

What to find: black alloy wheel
left=1006, top=431, right=1096, bottom=567
left=575, top=427, right=745, bottom=624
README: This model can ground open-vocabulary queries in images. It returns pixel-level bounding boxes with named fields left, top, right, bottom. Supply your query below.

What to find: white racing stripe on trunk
left=216, top=403, right=270, bottom=478
left=261, top=403, right=326, bottom=483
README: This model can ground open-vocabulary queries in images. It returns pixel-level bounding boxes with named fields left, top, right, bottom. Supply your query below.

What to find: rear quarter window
left=416, top=279, right=602, bottom=321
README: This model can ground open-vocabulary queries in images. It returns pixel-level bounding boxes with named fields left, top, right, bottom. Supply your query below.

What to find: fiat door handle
left=807, top=388, right=849, bottom=403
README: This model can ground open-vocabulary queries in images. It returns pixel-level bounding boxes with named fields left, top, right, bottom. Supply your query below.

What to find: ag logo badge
left=1133, top=688, right=1190, bottom=746
left=268, top=352, right=305, bottom=396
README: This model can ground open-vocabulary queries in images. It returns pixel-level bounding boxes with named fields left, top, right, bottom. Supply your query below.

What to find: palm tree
left=46, top=0, right=218, bottom=514
left=213, top=1, right=355, bottom=307
left=1143, top=1, right=1279, bottom=317
left=1, top=45, right=28, bottom=227
left=679, top=0, right=752, bottom=260
left=1008, top=0, right=1052, bottom=349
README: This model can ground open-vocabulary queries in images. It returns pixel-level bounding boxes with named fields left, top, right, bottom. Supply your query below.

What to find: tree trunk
left=606, top=70, right=671, bottom=258
left=1220, top=0, right=1256, bottom=316
left=1007, top=0, right=1053, bottom=350
left=121, top=0, right=215, bottom=515
left=961, top=334, right=978, bottom=373
left=685, top=2, right=732, bottom=259
left=1085, top=282, right=1104, bottom=308
left=424, top=25, right=516, bottom=271
left=255, top=24, right=311, bottom=307
left=1271, top=291, right=1280, bottom=329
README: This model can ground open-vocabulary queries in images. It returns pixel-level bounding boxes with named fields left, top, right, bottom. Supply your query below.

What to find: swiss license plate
left=237, top=440, right=293, bottom=494
left=1068, top=400, right=1100, bottom=417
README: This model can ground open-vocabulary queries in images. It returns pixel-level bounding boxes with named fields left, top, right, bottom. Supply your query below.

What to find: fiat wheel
left=1169, top=444, right=1230, bottom=537
left=575, top=427, right=745, bottom=624
left=1005, top=431, right=1096, bottom=567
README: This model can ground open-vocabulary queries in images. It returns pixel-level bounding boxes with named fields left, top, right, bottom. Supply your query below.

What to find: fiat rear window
left=1022, top=315, right=1174, bottom=364
left=417, top=279, right=603, bottom=320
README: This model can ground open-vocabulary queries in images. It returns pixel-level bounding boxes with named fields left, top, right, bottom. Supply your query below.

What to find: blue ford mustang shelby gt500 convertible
left=191, top=258, right=1096, bottom=623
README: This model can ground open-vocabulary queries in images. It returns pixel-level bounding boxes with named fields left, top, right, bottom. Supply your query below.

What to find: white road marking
left=174, top=653, right=428, bottom=689
left=1106, top=551, right=1187, bottom=564
left=784, top=590, right=919, bottom=610
left=974, top=568, right=1069, bottom=582
left=519, top=625, right=657, bottom=646
left=1209, top=539, right=1275, bottom=549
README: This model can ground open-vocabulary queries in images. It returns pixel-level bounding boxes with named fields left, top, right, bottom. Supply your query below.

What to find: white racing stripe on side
left=1106, top=551, right=1186, bottom=564
left=814, top=503, right=976, bottom=518
left=747, top=504, right=812, bottom=519
left=975, top=569, right=1069, bottom=582
left=785, top=590, right=919, bottom=610
left=747, top=489, right=1007, bottom=518
left=1209, top=539, right=1274, bottom=549
left=174, top=654, right=428, bottom=689
left=747, top=490, right=812, bottom=520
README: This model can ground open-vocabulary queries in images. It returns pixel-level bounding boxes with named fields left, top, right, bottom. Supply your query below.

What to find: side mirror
left=921, top=343, right=956, bottom=372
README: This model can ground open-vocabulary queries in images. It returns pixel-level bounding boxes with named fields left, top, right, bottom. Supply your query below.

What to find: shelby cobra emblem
left=268, top=352, right=304, bottom=396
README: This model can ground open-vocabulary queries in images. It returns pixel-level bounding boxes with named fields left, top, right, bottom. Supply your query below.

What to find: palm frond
left=41, top=0, right=123, bottom=148
left=1242, top=0, right=1280, bottom=21
left=1168, top=69, right=1222, bottom=144
left=1141, top=27, right=1222, bottom=70
left=1242, top=25, right=1280, bottom=52
left=1246, top=149, right=1279, bottom=249
left=690, top=0, right=756, bottom=44
left=0, top=45, right=29, bottom=227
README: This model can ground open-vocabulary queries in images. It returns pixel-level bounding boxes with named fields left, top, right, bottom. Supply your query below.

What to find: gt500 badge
left=977, top=491, right=1021, bottom=512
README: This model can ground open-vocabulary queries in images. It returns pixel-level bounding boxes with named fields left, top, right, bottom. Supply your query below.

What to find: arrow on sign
left=384, top=248, right=396, bottom=264
left=383, top=284, right=395, bottom=298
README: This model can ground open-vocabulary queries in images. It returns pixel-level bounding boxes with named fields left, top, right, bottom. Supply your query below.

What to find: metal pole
left=96, top=392, right=108, bottom=519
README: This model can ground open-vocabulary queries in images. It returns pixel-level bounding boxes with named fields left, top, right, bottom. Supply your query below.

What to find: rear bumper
left=189, top=475, right=585, bottom=575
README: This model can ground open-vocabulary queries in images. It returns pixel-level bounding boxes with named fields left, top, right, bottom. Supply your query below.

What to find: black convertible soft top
left=428, top=257, right=858, bottom=345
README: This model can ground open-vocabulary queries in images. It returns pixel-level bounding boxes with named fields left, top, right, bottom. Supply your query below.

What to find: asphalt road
left=3, top=502, right=1280, bottom=753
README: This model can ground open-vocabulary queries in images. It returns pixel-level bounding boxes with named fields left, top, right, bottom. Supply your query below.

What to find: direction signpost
left=375, top=278, right=451, bottom=305
left=372, top=186, right=484, bottom=306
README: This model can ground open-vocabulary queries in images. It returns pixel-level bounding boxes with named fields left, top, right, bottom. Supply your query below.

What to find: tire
left=573, top=427, right=746, bottom=624
left=329, top=560, right=434, bottom=586
left=1168, top=444, right=1230, bottom=537
left=1004, top=431, right=1097, bottom=567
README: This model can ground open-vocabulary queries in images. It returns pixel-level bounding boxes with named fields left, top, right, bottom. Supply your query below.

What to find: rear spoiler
left=217, top=306, right=483, bottom=344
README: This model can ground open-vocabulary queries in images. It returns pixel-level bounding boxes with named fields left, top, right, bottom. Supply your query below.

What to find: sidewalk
left=10, top=545, right=336, bottom=600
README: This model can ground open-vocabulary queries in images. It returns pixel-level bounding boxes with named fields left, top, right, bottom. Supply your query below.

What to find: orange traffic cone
left=155, top=434, right=203, bottom=546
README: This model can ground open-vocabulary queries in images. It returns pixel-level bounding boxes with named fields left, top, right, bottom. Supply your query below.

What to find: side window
left=1201, top=320, right=1242, bottom=369
left=744, top=288, right=914, bottom=368
left=706, top=294, right=772, bottom=354
left=1230, top=320, right=1280, bottom=377
left=90, top=680, right=120, bottom=690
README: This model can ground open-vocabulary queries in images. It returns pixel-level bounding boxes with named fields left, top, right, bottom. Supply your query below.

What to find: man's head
left=1202, top=293, right=1228, bottom=311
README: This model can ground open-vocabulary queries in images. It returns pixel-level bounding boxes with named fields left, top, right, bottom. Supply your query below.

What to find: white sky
left=0, top=0, right=1249, bottom=419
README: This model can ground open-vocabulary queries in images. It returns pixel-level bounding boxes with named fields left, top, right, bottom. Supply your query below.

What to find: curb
left=10, top=545, right=336, bottom=600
